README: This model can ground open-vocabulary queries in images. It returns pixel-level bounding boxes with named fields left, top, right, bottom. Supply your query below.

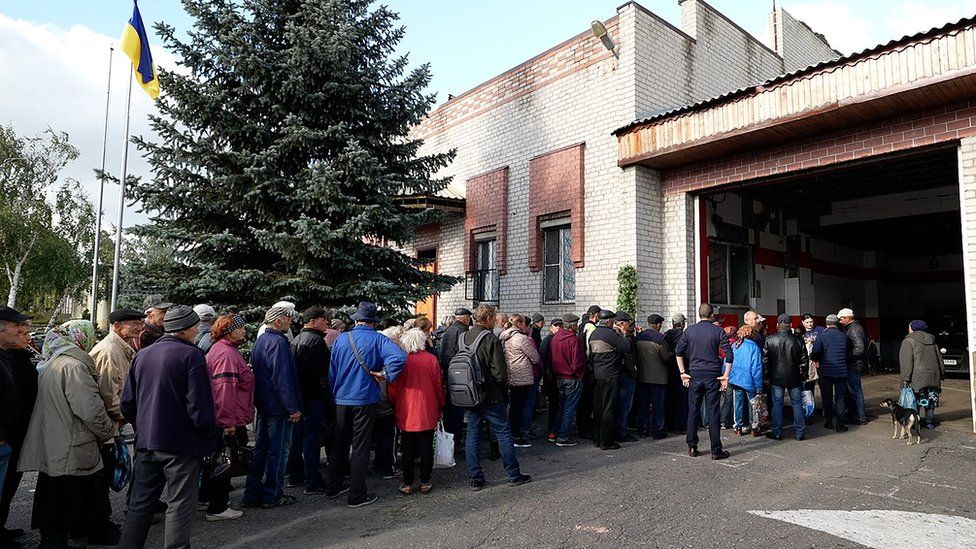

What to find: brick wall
left=528, top=143, right=585, bottom=271
left=413, top=223, right=441, bottom=254
left=951, top=137, right=976, bottom=431
left=662, top=100, right=976, bottom=194
left=463, top=167, right=509, bottom=274
left=772, top=7, right=838, bottom=73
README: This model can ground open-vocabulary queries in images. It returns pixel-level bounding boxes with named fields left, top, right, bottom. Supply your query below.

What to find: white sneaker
left=206, top=508, right=244, bottom=521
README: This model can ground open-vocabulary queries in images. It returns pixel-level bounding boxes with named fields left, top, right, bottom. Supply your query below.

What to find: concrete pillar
left=956, top=137, right=976, bottom=433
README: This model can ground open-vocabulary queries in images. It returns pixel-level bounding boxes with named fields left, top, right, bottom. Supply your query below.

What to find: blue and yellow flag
left=120, top=1, right=159, bottom=99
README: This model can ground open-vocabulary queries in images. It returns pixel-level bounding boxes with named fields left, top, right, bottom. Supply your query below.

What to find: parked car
left=926, top=312, right=968, bottom=376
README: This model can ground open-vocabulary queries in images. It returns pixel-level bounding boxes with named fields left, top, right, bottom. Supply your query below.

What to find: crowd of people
left=0, top=296, right=947, bottom=548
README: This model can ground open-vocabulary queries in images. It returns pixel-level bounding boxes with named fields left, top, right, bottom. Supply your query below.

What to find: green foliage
left=616, top=265, right=639, bottom=318
left=128, top=0, right=457, bottom=314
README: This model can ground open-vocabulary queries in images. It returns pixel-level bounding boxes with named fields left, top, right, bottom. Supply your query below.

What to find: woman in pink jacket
left=200, top=314, right=254, bottom=521
left=499, top=314, right=540, bottom=447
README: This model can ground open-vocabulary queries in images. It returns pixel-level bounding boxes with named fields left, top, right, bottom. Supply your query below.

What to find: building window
left=708, top=240, right=751, bottom=306
left=467, top=235, right=498, bottom=303
left=543, top=224, right=575, bottom=303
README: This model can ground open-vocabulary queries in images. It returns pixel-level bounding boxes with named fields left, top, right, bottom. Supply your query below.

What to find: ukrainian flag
left=120, top=1, right=159, bottom=99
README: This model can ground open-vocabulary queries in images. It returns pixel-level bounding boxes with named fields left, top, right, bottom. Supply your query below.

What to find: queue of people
left=0, top=296, right=949, bottom=548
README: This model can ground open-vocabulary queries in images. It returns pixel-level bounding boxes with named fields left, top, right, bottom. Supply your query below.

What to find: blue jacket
left=330, top=326, right=406, bottom=406
left=810, top=327, right=849, bottom=378
left=674, top=320, right=734, bottom=377
left=251, top=329, right=301, bottom=416
left=728, top=338, right=763, bottom=392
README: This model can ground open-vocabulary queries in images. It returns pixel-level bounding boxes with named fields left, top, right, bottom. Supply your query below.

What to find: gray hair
left=398, top=327, right=428, bottom=354
left=440, top=314, right=455, bottom=327
left=380, top=326, right=403, bottom=344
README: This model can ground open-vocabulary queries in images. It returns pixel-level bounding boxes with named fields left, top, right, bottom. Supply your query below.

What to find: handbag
left=110, top=435, right=132, bottom=492
left=208, top=435, right=253, bottom=481
left=750, top=394, right=771, bottom=431
left=898, top=387, right=918, bottom=409
left=433, top=421, right=456, bottom=469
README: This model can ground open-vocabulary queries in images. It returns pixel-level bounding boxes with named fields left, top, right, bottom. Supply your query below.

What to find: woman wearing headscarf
left=899, top=320, right=945, bottom=430
left=199, top=315, right=254, bottom=521
left=18, top=320, right=114, bottom=548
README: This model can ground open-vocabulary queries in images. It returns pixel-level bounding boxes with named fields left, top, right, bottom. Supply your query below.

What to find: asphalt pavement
left=5, top=373, right=976, bottom=548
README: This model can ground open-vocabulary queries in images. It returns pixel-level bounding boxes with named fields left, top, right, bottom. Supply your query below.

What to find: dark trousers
left=91, top=443, right=116, bottom=531
left=720, top=384, right=734, bottom=427
left=819, top=375, right=848, bottom=426
left=543, top=376, right=560, bottom=435
left=666, top=375, right=689, bottom=432
left=577, top=374, right=595, bottom=438
left=0, top=442, right=22, bottom=530
left=400, top=430, right=434, bottom=485
left=443, top=400, right=465, bottom=447
left=592, top=377, right=619, bottom=447
left=636, top=383, right=667, bottom=435
left=200, top=427, right=248, bottom=515
left=686, top=378, right=723, bottom=454
left=328, top=404, right=376, bottom=503
left=287, top=399, right=329, bottom=488
left=121, top=450, right=202, bottom=549
left=372, top=414, right=396, bottom=475
left=509, top=385, right=533, bottom=440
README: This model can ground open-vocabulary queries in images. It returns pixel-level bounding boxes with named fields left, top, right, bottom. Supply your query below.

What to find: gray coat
left=899, top=330, right=944, bottom=392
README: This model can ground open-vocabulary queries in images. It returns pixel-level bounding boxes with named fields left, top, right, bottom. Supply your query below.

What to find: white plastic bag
left=433, top=421, right=455, bottom=469
left=801, top=390, right=815, bottom=419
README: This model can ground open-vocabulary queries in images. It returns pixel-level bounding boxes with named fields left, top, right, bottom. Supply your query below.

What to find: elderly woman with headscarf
left=899, top=320, right=945, bottom=430
left=18, top=320, right=114, bottom=548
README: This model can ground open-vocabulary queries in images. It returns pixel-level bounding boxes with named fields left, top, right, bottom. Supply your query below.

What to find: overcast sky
left=2, top=0, right=975, bottom=229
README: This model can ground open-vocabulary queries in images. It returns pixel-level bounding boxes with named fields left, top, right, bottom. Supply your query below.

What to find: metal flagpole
left=90, top=45, right=114, bottom=325
left=110, top=71, right=134, bottom=311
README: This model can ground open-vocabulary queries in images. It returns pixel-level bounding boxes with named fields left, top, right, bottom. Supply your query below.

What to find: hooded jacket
left=550, top=328, right=586, bottom=380
left=899, top=330, right=944, bottom=392
left=499, top=327, right=539, bottom=387
left=728, top=338, right=764, bottom=393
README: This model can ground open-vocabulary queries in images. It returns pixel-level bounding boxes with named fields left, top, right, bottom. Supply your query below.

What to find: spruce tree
left=130, top=0, right=456, bottom=314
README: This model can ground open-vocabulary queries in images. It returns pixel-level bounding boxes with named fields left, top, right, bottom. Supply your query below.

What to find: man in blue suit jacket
left=810, top=314, right=850, bottom=432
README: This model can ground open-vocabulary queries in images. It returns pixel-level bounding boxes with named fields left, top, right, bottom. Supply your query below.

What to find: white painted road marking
left=749, top=509, right=976, bottom=549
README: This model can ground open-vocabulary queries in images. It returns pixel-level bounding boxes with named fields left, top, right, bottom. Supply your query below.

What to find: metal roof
left=612, top=15, right=976, bottom=136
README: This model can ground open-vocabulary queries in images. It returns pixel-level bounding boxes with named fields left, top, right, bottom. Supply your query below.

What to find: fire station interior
left=698, top=144, right=971, bottom=427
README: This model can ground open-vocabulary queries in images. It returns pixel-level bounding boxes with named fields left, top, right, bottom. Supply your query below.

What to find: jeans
left=687, top=378, right=723, bottom=454
left=465, top=403, right=521, bottom=481
left=616, top=375, right=637, bottom=438
left=328, top=404, right=377, bottom=503
left=771, top=386, right=805, bottom=437
left=635, top=383, right=667, bottom=435
left=544, top=376, right=560, bottom=435
left=244, top=414, right=294, bottom=505
left=0, top=443, right=9, bottom=500
left=400, top=430, right=434, bottom=485
left=819, top=375, right=848, bottom=426
left=732, top=386, right=756, bottom=430
left=509, top=385, right=533, bottom=440
left=593, top=377, right=619, bottom=447
left=121, top=451, right=202, bottom=549
left=847, top=371, right=867, bottom=422
left=287, top=399, right=328, bottom=488
left=0, top=441, right=21, bottom=531
left=556, top=378, right=583, bottom=440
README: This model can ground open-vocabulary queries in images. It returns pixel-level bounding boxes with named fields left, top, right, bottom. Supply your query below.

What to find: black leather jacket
left=764, top=328, right=809, bottom=388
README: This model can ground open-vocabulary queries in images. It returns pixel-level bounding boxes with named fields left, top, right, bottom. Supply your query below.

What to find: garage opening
left=696, top=144, right=971, bottom=429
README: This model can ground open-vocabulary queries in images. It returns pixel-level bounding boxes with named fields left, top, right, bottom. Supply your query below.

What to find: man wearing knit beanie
left=120, top=305, right=216, bottom=549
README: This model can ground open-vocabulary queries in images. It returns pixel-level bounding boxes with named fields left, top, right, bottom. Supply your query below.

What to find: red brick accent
left=414, top=223, right=441, bottom=255
left=528, top=144, right=585, bottom=272
left=464, top=167, right=509, bottom=275
left=662, top=100, right=976, bottom=194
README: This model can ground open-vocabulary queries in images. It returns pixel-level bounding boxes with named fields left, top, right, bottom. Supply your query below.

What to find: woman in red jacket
left=388, top=328, right=444, bottom=495
left=200, top=314, right=254, bottom=521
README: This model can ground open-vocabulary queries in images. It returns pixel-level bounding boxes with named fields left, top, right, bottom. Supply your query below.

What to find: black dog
left=879, top=399, right=923, bottom=445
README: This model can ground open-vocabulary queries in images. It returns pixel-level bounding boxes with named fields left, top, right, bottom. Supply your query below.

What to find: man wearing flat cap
left=0, top=306, right=36, bottom=546
left=587, top=310, right=633, bottom=450
left=613, top=312, right=639, bottom=443
left=120, top=306, right=217, bottom=549
left=89, top=308, right=145, bottom=542
left=635, top=314, right=671, bottom=439
left=529, top=313, right=545, bottom=349
left=438, top=307, right=472, bottom=446
left=139, top=301, right=173, bottom=350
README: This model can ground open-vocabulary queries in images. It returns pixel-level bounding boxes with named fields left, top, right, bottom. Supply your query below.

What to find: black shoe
left=325, top=485, right=350, bottom=499
left=824, top=419, right=834, bottom=429
left=856, top=419, right=869, bottom=426
left=241, top=499, right=262, bottom=508
left=638, top=430, right=649, bottom=438
left=688, top=446, right=700, bottom=457
left=796, top=435, right=806, bottom=441
left=836, top=424, right=849, bottom=433
left=470, top=479, right=486, bottom=491
left=619, top=434, right=639, bottom=443
left=508, top=474, right=532, bottom=487
left=286, top=480, right=303, bottom=488
left=346, top=493, right=378, bottom=508
left=2, top=529, right=24, bottom=540
left=555, top=438, right=579, bottom=447
left=88, top=527, right=122, bottom=546
left=303, top=485, right=329, bottom=495
left=711, top=450, right=731, bottom=460
left=262, top=495, right=299, bottom=508
left=513, top=439, right=532, bottom=448
left=765, top=433, right=783, bottom=441
left=652, top=432, right=668, bottom=440
left=600, top=443, right=621, bottom=451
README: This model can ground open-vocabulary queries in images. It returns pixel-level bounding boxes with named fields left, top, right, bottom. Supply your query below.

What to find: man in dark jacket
left=0, top=307, right=36, bottom=547
left=287, top=306, right=332, bottom=493
left=439, top=307, right=471, bottom=444
left=635, top=314, right=670, bottom=439
left=243, top=306, right=302, bottom=509
left=588, top=310, right=633, bottom=451
left=811, top=314, right=850, bottom=432
left=529, top=313, right=544, bottom=348
left=614, top=312, right=639, bottom=443
left=138, top=301, right=172, bottom=349
left=839, top=308, right=869, bottom=424
left=539, top=317, right=563, bottom=443
left=575, top=305, right=601, bottom=439
left=764, top=314, right=810, bottom=441
left=120, top=306, right=218, bottom=549
left=675, top=304, right=733, bottom=460
left=664, top=313, right=688, bottom=433
left=463, top=305, right=531, bottom=491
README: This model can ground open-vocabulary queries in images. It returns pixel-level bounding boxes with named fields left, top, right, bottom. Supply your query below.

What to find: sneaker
left=711, top=450, right=731, bottom=460
left=470, top=479, right=486, bottom=491
left=547, top=433, right=557, bottom=443
left=347, top=494, right=378, bottom=508
left=326, top=485, right=351, bottom=499
left=206, top=508, right=243, bottom=522
left=381, top=470, right=396, bottom=480
left=555, top=438, right=578, bottom=447
left=508, top=474, right=532, bottom=487
left=303, top=485, right=329, bottom=495
left=513, top=439, right=532, bottom=448
left=261, top=495, right=299, bottom=508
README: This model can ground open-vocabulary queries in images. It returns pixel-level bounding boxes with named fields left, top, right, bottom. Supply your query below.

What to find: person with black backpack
left=448, top=305, right=531, bottom=491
